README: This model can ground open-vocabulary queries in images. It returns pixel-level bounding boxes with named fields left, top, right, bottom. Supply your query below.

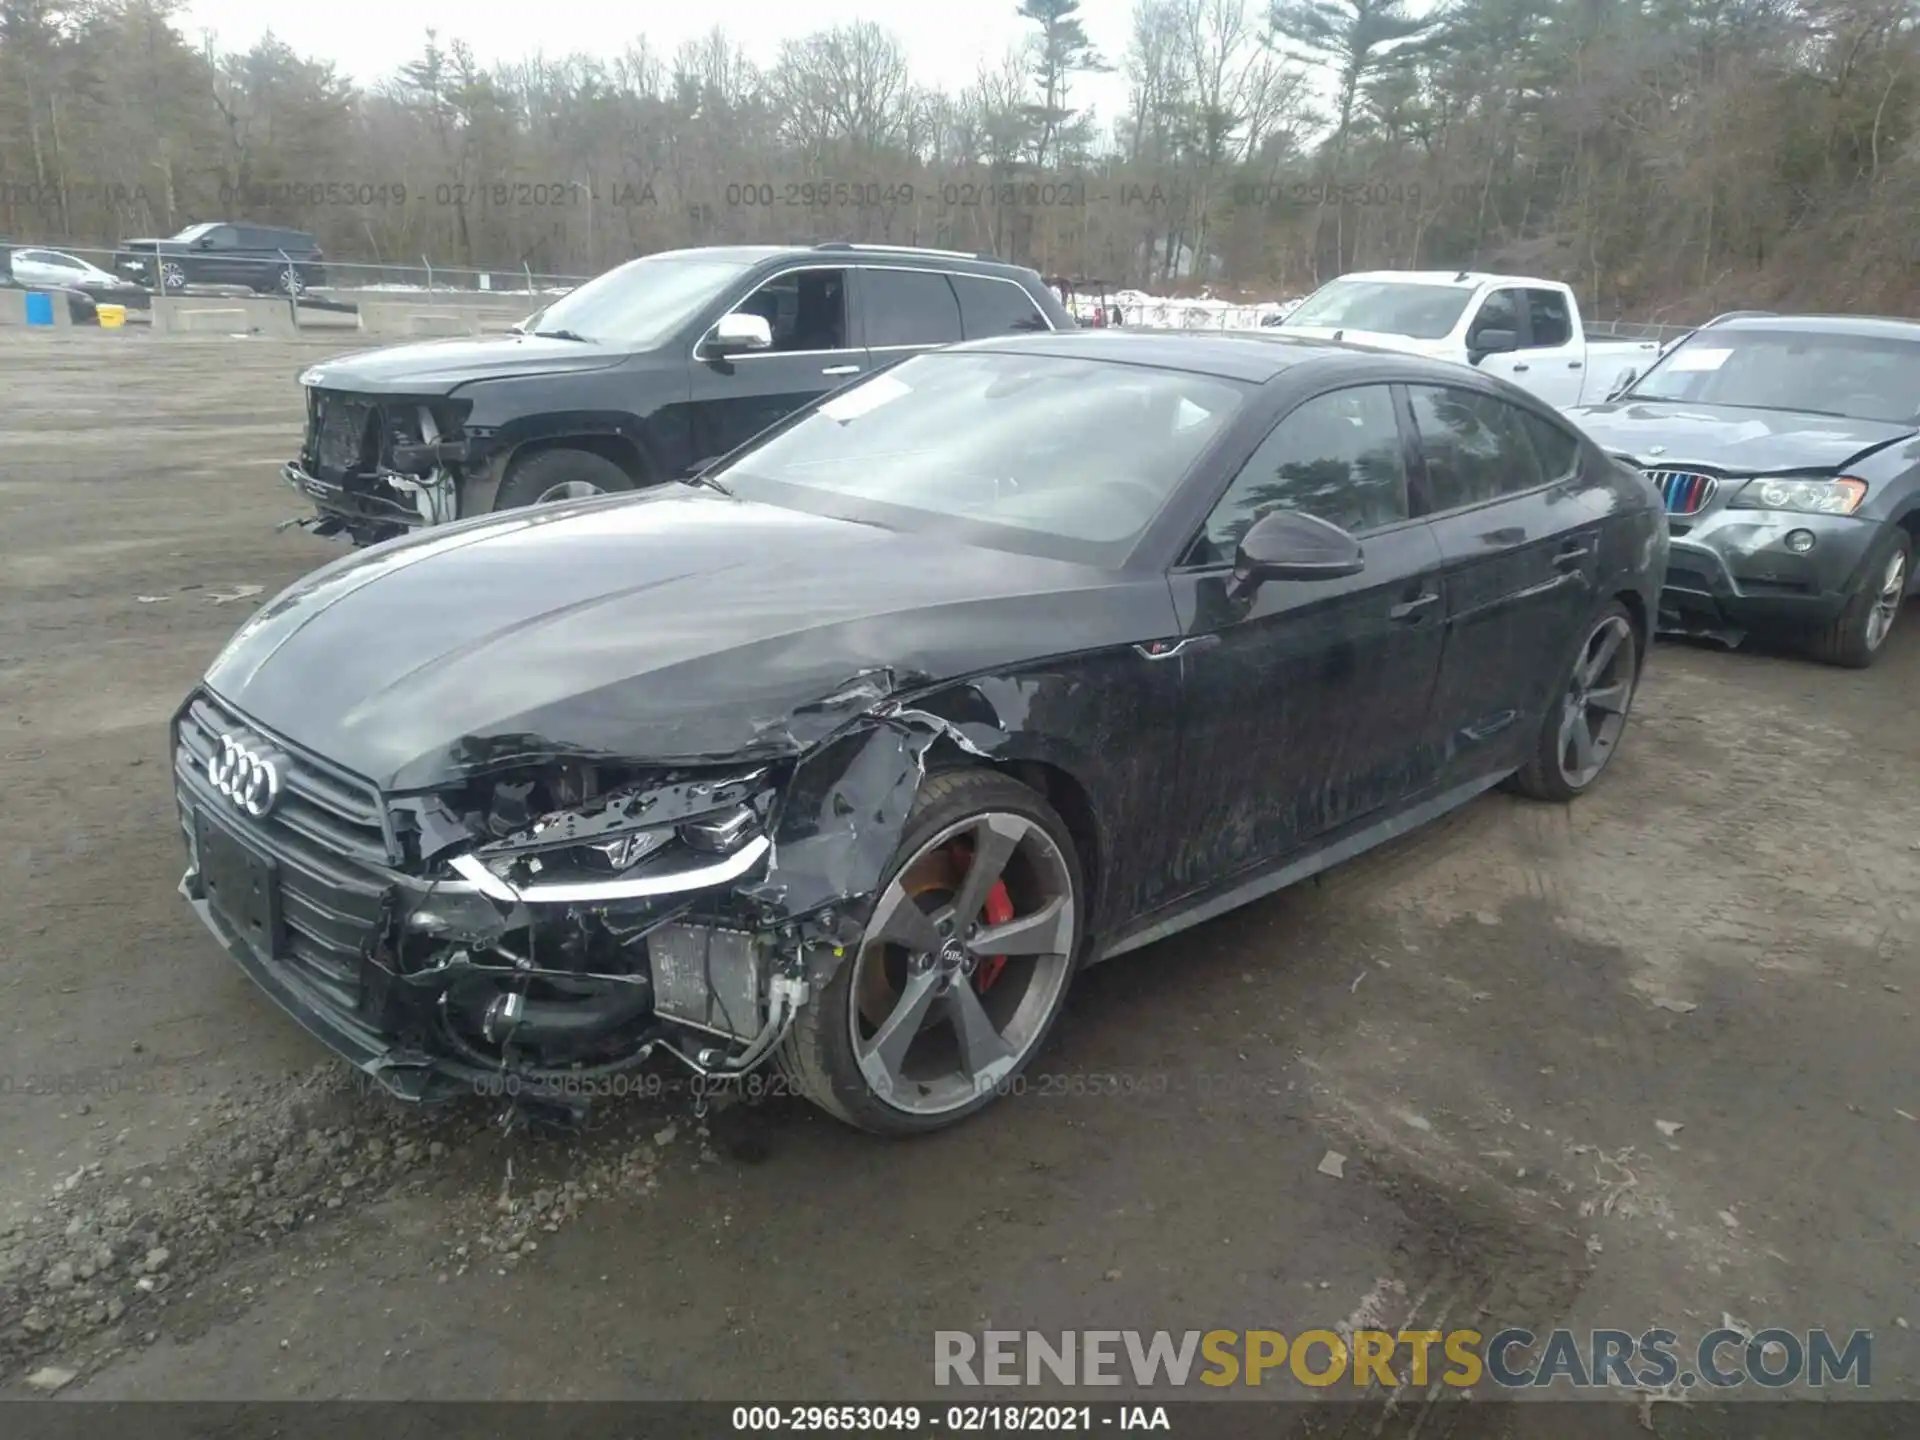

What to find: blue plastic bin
left=24, top=291, right=55, bottom=326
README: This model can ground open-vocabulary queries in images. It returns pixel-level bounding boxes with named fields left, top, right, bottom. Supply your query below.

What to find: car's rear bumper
left=1657, top=510, right=1876, bottom=631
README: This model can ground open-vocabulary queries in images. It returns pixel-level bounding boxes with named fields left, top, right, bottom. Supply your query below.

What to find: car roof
left=942, top=328, right=1477, bottom=383
left=642, top=243, right=1038, bottom=277
left=1705, top=313, right=1920, bottom=340
left=1335, top=270, right=1564, bottom=290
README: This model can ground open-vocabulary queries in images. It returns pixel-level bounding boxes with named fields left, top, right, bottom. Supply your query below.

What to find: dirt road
left=1, top=331, right=1914, bottom=1424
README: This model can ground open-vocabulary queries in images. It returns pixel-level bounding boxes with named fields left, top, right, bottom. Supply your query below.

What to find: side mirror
left=194, top=236, right=216, bottom=251
left=1467, top=327, right=1517, bottom=364
left=706, top=311, right=773, bottom=355
left=1606, top=369, right=1638, bottom=402
left=1229, top=510, right=1365, bottom=599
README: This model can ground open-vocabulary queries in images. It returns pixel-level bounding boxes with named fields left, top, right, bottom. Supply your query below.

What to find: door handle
left=1510, top=363, right=1529, bottom=373
left=1553, top=542, right=1594, bottom=570
left=1135, top=635, right=1220, bottom=661
left=822, top=364, right=861, bottom=376
left=1389, top=592, right=1440, bottom=621
left=1568, top=361, right=1583, bottom=369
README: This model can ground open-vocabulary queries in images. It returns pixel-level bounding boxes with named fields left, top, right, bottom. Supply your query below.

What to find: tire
left=492, top=448, right=636, bottom=512
left=1806, top=526, right=1910, bottom=669
left=276, top=266, right=304, bottom=297
left=778, top=769, right=1085, bottom=1137
left=1509, top=599, right=1642, bottom=803
left=160, top=261, right=187, bottom=292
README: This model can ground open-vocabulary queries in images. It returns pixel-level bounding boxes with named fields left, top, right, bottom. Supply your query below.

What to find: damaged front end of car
left=282, top=386, right=477, bottom=547
left=172, top=674, right=989, bottom=1115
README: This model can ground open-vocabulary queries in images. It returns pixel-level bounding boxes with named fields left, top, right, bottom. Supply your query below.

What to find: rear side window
left=862, top=269, right=962, bottom=348
left=1518, top=410, right=1580, bottom=480
left=952, top=275, right=1050, bottom=337
left=1407, top=385, right=1546, bottom=509
left=1524, top=289, right=1573, bottom=348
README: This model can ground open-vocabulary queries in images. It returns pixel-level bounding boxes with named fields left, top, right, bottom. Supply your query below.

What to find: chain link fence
left=1, top=239, right=587, bottom=297
left=7, top=235, right=1718, bottom=339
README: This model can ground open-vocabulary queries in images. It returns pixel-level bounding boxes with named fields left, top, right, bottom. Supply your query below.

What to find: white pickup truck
left=1275, top=270, right=1664, bottom=410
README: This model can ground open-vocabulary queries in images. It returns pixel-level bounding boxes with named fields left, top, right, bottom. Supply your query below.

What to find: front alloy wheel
left=160, top=261, right=187, bottom=291
left=1867, top=547, right=1908, bottom=652
left=1810, top=526, right=1911, bottom=668
left=780, top=770, right=1082, bottom=1135
left=492, top=447, right=636, bottom=512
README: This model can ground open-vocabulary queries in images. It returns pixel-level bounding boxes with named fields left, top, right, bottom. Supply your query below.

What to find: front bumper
left=283, top=460, right=426, bottom=539
left=1657, top=509, right=1877, bottom=632
left=173, top=688, right=813, bottom=1104
left=179, top=862, right=483, bottom=1102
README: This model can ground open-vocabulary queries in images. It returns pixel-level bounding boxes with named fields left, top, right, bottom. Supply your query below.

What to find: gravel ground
left=1, top=330, right=1915, bottom=1426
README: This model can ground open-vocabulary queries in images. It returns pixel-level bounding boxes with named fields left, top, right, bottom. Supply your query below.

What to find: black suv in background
left=284, top=242, right=1074, bottom=545
left=117, top=222, right=326, bottom=295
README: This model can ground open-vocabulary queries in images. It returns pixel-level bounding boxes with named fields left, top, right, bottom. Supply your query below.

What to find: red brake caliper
left=975, top=880, right=1015, bottom=992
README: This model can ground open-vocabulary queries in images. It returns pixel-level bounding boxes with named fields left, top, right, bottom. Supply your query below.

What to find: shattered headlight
left=487, top=802, right=760, bottom=878
left=1728, top=476, right=1867, bottom=516
left=450, top=800, right=771, bottom=905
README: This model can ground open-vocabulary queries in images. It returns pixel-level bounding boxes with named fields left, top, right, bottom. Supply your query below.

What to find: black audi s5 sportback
left=173, top=331, right=1668, bottom=1135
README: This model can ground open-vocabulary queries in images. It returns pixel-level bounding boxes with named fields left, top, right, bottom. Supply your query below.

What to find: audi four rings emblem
left=207, top=734, right=282, bottom=818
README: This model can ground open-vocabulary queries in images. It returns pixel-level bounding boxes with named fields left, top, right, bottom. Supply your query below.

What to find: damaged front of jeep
left=168, top=481, right=1162, bottom=1126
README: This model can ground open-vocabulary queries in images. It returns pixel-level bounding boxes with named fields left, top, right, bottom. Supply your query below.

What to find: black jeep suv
left=117, top=223, right=326, bottom=295
left=282, top=243, right=1074, bottom=546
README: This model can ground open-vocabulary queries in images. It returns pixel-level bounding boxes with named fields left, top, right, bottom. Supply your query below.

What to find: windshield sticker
left=1174, top=397, right=1212, bottom=431
left=820, top=374, right=911, bottom=423
left=1667, top=346, right=1732, bottom=372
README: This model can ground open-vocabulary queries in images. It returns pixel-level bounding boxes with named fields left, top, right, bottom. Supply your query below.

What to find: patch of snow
left=1064, top=289, right=1303, bottom=331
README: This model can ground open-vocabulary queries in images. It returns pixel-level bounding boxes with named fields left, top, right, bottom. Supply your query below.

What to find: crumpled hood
left=1561, top=400, right=1914, bottom=473
left=298, top=334, right=625, bottom=396
left=204, top=489, right=1159, bottom=790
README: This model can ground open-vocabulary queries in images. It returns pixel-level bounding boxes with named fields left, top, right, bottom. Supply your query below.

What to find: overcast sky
left=175, top=0, right=1143, bottom=119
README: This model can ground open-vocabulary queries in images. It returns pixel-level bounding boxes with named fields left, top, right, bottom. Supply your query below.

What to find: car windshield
left=1628, top=329, right=1920, bottom=423
left=528, top=255, right=750, bottom=346
left=170, top=223, right=217, bottom=242
left=718, top=351, right=1249, bottom=565
left=1283, top=279, right=1473, bottom=339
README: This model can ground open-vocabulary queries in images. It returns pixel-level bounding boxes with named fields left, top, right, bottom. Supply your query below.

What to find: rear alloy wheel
left=780, top=770, right=1083, bottom=1136
left=493, top=448, right=636, bottom=512
left=1510, top=601, right=1640, bottom=803
left=1808, top=527, right=1910, bottom=668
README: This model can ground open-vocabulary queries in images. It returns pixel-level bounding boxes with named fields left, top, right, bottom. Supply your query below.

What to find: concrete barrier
left=174, top=307, right=250, bottom=333
left=406, top=312, right=470, bottom=337
left=152, top=295, right=299, bottom=337
left=294, top=306, right=363, bottom=331
left=355, top=300, right=532, bottom=337
left=0, top=289, right=81, bottom=328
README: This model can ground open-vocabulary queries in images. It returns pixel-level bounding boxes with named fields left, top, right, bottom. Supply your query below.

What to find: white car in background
left=8, top=247, right=122, bottom=289
left=1275, top=270, right=1663, bottom=410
